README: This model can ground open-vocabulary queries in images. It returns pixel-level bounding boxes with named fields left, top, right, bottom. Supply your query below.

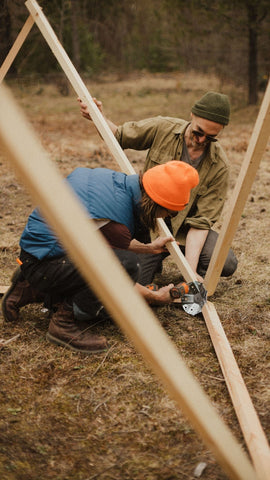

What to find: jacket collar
left=126, top=174, right=142, bottom=207
left=172, top=120, right=189, bottom=135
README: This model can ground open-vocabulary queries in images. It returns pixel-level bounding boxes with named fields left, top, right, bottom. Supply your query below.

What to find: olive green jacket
left=115, top=116, right=229, bottom=245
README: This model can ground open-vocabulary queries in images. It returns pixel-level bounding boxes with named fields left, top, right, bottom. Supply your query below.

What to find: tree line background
left=0, top=0, right=269, bottom=105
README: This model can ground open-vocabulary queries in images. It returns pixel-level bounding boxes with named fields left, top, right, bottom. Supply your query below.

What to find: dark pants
left=137, top=229, right=238, bottom=286
left=20, top=249, right=140, bottom=321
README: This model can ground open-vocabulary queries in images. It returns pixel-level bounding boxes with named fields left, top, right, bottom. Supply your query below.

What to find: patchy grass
left=0, top=72, right=269, bottom=480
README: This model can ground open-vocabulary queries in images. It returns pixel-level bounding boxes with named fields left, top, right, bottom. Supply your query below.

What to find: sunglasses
left=192, top=129, right=218, bottom=143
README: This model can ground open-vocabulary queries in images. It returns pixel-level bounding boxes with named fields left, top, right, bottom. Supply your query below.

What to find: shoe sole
left=46, top=332, right=107, bottom=354
left=1, top=267, right=22, bottom=322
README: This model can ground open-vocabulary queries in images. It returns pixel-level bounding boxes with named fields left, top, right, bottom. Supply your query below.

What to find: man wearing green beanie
left=78, top=91, right=237, bottom=285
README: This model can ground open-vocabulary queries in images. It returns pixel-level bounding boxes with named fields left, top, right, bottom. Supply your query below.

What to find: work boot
left=46, top=303, right=108, bottom=354
left=2, top=267, right=45, bottom=322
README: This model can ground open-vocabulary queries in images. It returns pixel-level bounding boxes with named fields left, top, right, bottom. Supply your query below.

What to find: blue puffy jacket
left=20, top=167, right=142, bottom=260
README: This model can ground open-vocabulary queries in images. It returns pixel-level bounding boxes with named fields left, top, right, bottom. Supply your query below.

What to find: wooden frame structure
left=0, top=1, right=269, bottom=478
left=0, top=83, right=257, bottom=480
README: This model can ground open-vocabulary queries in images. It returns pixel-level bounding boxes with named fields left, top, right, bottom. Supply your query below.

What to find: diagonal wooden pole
left=0, top=15, right=35, bottom=84
left=204, top=80, right=270, bottom=295
left=0, top=82, right=258, bottom=480
left=4, top=2, right=269, bottom=477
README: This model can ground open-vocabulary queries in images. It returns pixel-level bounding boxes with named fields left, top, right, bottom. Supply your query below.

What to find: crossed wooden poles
left=0, top=1, right=269, bottom=479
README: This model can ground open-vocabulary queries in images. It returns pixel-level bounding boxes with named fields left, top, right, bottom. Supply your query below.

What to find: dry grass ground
left=0, top=72, right=269, bottom=480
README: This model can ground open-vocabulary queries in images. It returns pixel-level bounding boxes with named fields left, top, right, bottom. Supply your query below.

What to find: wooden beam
left=0, top=82, right=258, bottom=480
left=20, top=3, right=270, bottom=477
left=204, top=80, right=270, bottom=295
left=157, top=218, right=196, bottom=282
left=0, top=15, right=35, bottom=84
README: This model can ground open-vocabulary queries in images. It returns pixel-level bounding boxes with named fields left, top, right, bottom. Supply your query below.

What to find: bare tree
left=70, top=0, right=81, bottom=71
left=244, top=0, right=268, bottom=104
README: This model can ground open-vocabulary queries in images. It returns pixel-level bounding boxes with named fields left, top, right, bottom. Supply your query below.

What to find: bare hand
left=136, top=282, right=174, bottom=305
left=150, top=235, right=175, bottom=254
left=77, top=97, right=103, bottom=121
left=152, top=284, right=174, bottom=304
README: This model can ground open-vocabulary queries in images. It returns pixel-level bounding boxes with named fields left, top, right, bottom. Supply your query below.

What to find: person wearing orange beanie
left=143, top=160, right=199, bottom=212
left=3, top=162, right=198, bottom=354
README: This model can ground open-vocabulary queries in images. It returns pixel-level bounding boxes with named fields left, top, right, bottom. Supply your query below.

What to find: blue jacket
left=20, top=167, right=142, bottom=259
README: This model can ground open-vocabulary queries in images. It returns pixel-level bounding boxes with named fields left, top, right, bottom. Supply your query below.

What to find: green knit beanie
left=191, top=91, right=230, bottom=125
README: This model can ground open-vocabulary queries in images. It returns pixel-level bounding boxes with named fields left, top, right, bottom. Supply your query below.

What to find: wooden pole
left=0, top=15, right=35, bottom=84
left=0, top=82, right=258, bottom=480
left=157, top=218, right=196, bottom=281
left=204, top=80, right=270, bottom=295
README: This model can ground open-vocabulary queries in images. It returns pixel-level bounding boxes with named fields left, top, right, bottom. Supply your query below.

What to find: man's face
left=188, top=113, right=224, bottom=149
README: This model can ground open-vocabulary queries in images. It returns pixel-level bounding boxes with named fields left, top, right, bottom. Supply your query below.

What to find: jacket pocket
left=145, top=149, right=176, bottom=169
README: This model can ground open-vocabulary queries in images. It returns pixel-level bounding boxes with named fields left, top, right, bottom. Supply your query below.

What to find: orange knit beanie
left=142, top=161, right=199, bottom=211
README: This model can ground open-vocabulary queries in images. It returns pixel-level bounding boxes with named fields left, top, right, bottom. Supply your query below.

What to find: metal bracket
left=182, top=281, right=207, bottom=316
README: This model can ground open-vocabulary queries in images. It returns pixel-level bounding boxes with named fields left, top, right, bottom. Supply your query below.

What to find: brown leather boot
left=2, top=268, right=45, bottom=322
left=46, top=303, right=108, bottom=354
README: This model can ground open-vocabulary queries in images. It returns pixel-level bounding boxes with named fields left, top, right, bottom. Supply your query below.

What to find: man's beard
left=190, top=131, right=209, bottom=149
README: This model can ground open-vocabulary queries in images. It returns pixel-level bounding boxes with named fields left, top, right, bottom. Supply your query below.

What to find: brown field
left=0, top=72, right=269, bottom=480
